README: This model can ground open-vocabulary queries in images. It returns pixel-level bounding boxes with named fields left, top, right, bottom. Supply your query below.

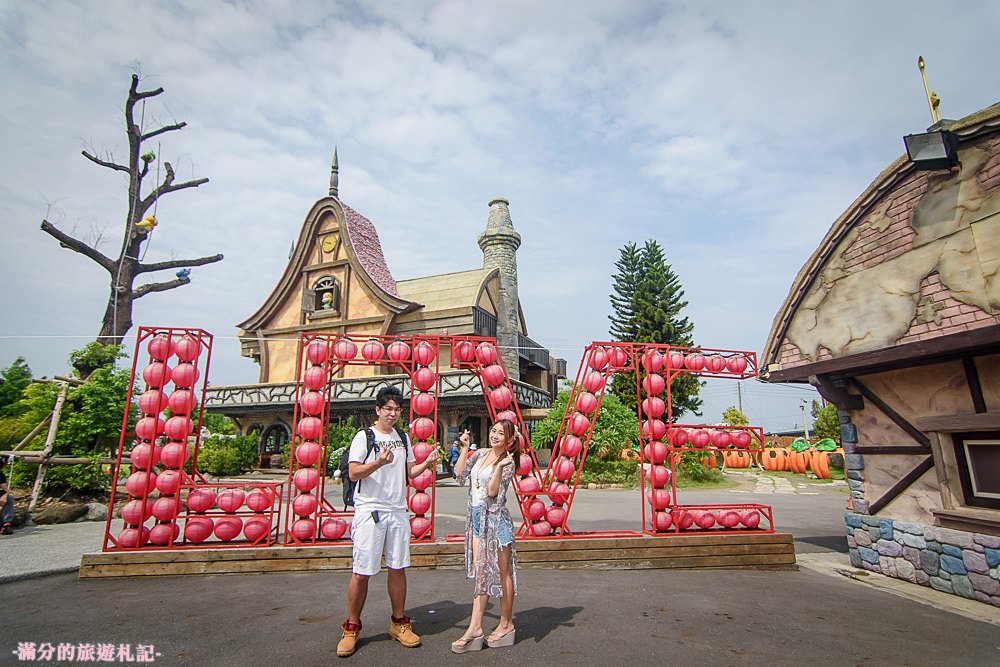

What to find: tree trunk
left=98, top=277, right=136, bottom=344
left=98, top=237, right=140, bottom=344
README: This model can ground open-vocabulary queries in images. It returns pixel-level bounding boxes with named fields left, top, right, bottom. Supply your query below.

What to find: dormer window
left=312, top=276, right=341, bottom=315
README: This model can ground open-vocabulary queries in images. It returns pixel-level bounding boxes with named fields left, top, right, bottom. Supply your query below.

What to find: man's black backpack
left=341, top=427, right=409, bottom=510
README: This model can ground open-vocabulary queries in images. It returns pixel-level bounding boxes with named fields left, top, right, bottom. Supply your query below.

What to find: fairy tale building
left=762, top=102, right=1000, bottom=607
left=203, top=153, right=566, bottom=462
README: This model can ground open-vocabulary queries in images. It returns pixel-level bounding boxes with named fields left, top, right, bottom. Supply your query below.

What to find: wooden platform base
left=79, top=532, right=796, bottom=579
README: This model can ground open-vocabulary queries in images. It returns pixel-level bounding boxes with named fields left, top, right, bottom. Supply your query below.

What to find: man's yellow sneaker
left=337, top=621, right=361, bottom=657
left=389, top=616, right=421, bottom=647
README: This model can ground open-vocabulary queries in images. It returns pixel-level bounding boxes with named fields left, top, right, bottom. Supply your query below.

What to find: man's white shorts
left=351, top=509, right=411, bottom=575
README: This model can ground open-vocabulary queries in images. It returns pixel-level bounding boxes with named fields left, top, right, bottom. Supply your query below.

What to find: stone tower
left=478, top=198, right=522, bottom=381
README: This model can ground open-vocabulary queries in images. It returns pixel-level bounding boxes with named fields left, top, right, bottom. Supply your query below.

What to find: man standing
left=338, top=386, right=440, bottom=658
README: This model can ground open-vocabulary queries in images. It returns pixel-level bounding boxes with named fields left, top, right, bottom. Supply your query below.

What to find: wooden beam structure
left=849, top=379, right=931, bottom=449
left=868, top=456, right=935, bottom=515
left=79, top=532, right=796, bottom=579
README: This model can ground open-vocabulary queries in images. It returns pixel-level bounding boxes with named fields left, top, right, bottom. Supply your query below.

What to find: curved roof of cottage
left=237, top=196, right=418, bottom=331
left=342, top=202, right=400, bottom=297
left=761, top=101, right=1000, bottom=379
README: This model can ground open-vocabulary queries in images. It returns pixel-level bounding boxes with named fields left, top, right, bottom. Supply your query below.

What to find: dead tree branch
left=40, top=220, right=115, bottom=271
left=141, top=121, right=187, bottom=142
left=81, top=150, right=129, bottom=173
left=137, top=162, right=209, bottom=216
left=136, top=253, right=224, bottom=274
left=133, top=277, right=190, bottom=299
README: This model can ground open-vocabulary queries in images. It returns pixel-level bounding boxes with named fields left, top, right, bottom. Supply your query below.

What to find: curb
left=0, top=565, right=79, bottom=585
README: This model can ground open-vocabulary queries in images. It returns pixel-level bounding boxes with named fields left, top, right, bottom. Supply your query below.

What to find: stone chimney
left=478, top=198, right=522, bottom=381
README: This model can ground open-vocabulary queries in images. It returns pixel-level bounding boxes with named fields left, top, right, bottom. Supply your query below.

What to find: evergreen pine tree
left=608, top=242, right=642, bottom=342
left=608, top=240, right=702, bottom=419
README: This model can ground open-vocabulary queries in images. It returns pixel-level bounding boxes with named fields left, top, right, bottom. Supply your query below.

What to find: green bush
left=8, top=459, right=40, bottom=489
left=532, top=389, right=638, bottom=459
left=0, top=357, right=32, bottom=416
left=197, top=433, right=259, bottom=475
left=201, top=413, right=239, bottom=435
left=676, top=451, right=723, bottom=483
left=7, top=455, right=111, bottom=494
left=197, top=445, right=242, bottom=477
left=579, top=459, right=637, bottom=486
left=43, top=454, right=111, bottom=493
left=326, top=417, right=358, bottom=474
left=0, top=417, right=30, bottom=451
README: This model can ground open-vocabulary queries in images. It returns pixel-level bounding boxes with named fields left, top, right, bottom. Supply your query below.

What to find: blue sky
left=2, top=1, right=999, bottom=431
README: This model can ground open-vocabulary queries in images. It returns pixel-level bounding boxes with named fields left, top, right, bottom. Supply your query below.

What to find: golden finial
left=918, top=56, right=941, bottom=125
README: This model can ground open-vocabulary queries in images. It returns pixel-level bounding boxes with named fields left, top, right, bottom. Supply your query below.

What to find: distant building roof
left=396, top=268, right=493, bottom=312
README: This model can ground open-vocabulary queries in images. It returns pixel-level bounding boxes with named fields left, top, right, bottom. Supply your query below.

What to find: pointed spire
left=329, top=147, right=339, bottom=197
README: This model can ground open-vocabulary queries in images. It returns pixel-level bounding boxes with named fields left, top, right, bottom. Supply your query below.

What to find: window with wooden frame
left=953, top=432, right=1000, bottom=510
left=307, top=276, right=341, bottom=316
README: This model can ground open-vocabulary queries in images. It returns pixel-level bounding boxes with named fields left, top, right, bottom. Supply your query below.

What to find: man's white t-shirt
left=349, top=427, right=414, bottom=513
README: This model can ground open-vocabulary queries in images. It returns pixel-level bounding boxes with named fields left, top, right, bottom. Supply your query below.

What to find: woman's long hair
left=495, top=418, right=520, bottom=471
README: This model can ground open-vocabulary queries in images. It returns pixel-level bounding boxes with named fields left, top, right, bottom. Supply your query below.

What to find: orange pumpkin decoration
left=761, top=448, right=789, bottom=471
left=810, top=451, right=831, bottom=479
left=620, top=449, right=641, bottom=461
left=699, top=452, right=718, bottom=468
left=788, top=451, right=811, bottom=474
left=724, top=450, right=752, bottom=468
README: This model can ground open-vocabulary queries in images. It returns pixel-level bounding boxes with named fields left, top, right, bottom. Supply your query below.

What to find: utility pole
left=800, top=399, right=811, bottom=442
left=737, top=382, right=743, bottom=413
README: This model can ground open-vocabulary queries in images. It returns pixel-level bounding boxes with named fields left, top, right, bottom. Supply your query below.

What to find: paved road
left=5, top=475, right=1000, bottom=666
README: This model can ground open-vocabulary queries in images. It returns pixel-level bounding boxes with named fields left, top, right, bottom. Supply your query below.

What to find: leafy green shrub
left=326, top=417, right=358, bottom=474
left=811, top=400, right=841, bottom=444
left=676, top=451, right=723, bottom=483
left=42, top=454, right=111, bottom=493
left=8, top=459, right=40, bottom=489
left=197, top=445, right=242, bottom=477
left=7, top=455, right=112, bottom=494
left=532, top=389, right=638, bottom=459
left=579, top=459, right=637, bottom=486
left=1, top=344, right=135, bottom=494
left=202, top=413, right=238, bottom=435
left=197, top=433, right=259, bottom=475
left=0, top=417, right=29, bottom=450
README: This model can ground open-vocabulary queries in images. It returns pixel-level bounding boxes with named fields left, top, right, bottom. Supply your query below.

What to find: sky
left=2, top=1, right=999, bottom=432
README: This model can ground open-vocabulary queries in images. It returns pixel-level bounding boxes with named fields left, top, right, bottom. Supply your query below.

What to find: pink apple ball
left=186, top=488, right=216, bottom=513
left=320, top=518, right=348, bottom=540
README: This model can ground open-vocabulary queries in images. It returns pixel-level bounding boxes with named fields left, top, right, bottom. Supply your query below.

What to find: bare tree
left=40, top=74, right=223, bottom=345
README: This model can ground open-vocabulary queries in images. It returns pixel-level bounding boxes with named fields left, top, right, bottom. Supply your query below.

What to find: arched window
left=260, top=422, right=290, bottom=455
left=314, top=276, right=341, bottom=313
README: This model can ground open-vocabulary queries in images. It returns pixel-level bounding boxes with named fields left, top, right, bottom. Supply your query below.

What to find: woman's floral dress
left=455, top=448, right=519, bottom=597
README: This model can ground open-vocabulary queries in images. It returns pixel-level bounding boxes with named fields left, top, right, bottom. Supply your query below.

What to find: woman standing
left=451, top=419, right=519, bottom=652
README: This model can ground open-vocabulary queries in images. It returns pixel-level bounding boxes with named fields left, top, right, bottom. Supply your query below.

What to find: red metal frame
left=103, top=327, right=775, bottom=552
left=535, top=341, right=774, bottom=538
left=103, top=327, right=218, bottom=551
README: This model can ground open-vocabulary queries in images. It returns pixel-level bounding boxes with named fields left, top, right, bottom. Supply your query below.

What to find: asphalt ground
left=4, top=475, right=1000, bottom=666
